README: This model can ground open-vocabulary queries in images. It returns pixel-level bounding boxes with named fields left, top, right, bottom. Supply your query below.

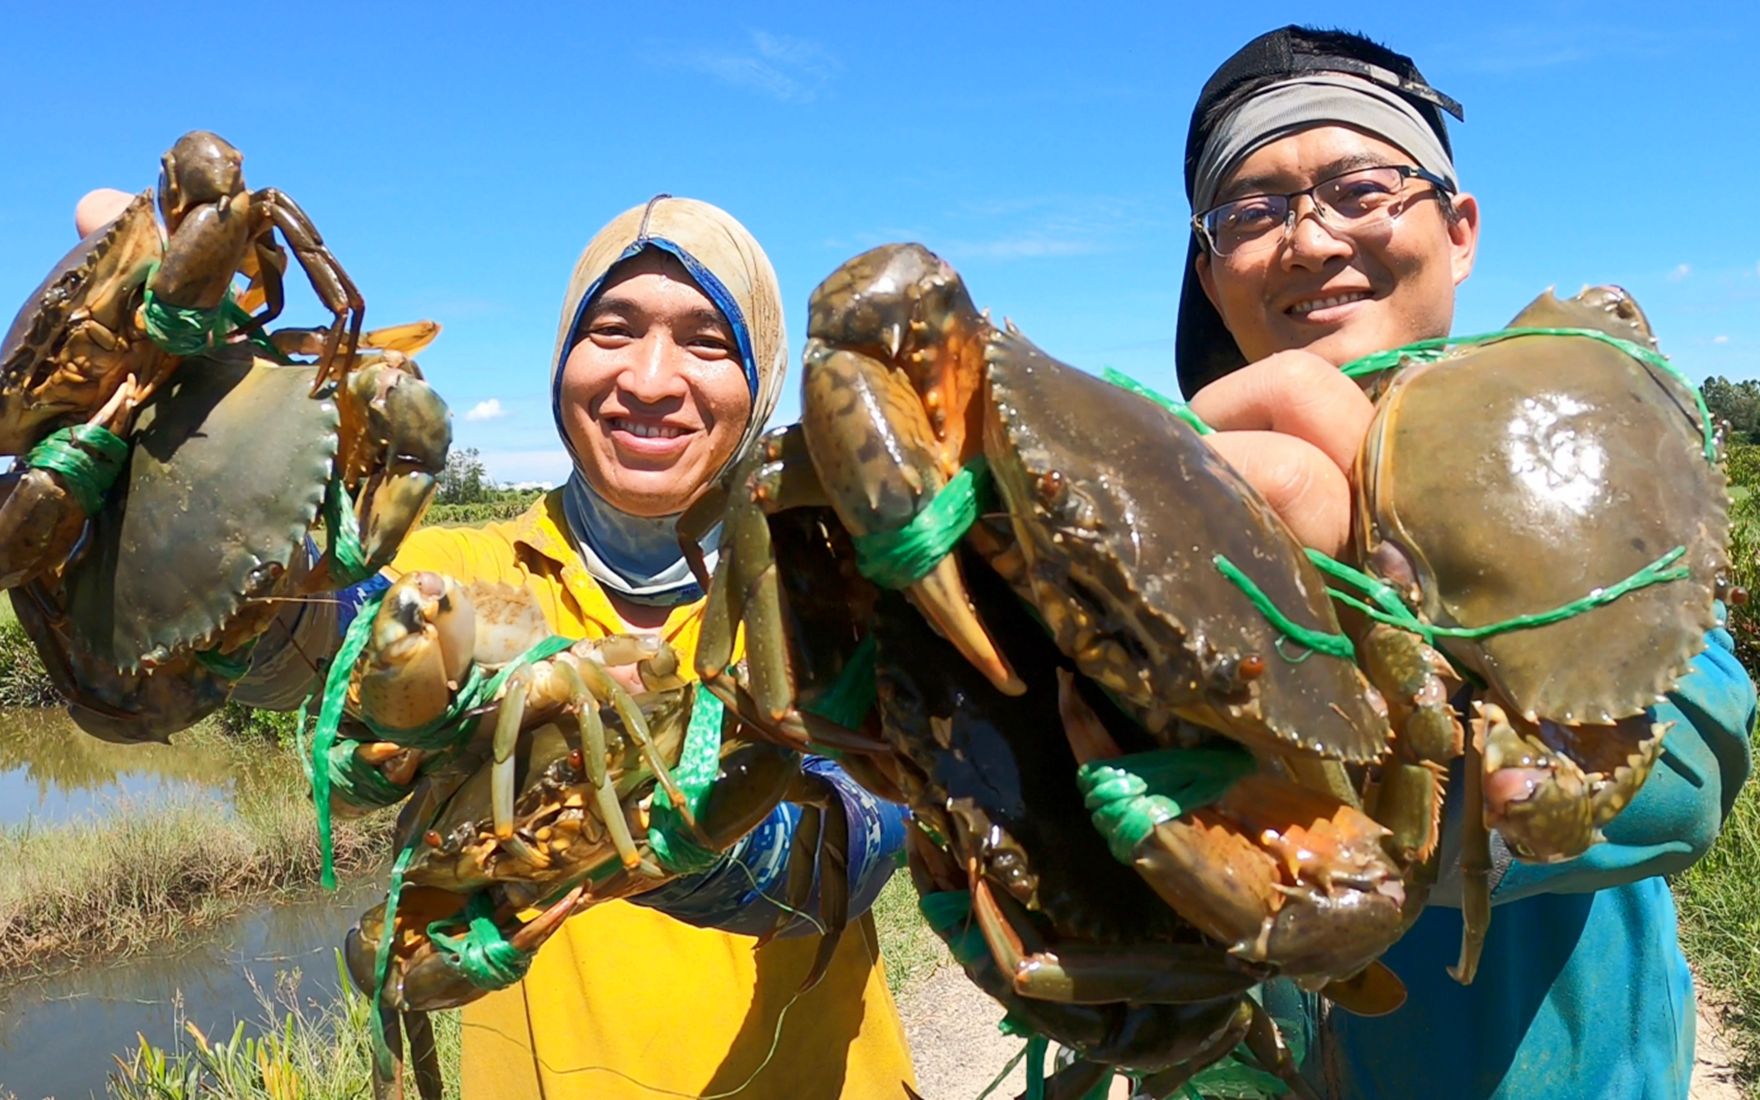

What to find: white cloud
left=680, top=32, right=840, bottom=104
left=1714, top=335, right=1731, bottom=345
left=464, top=398, right=506, bottom=422
left=1667, top=263, right=1692, bottom=282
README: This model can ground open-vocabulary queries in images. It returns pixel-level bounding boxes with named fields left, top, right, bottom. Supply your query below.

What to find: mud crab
left=681, top=244, right=1442, bottom=1092
left=332, top=573, right=853, bottom=1060
left=12, top=322, right=450, bottom=744
left=1351, top=286, right=1729, bottom=979
left=0, top=131, right=364, bottom=593
left=687, top=243, right=1424, bottom=952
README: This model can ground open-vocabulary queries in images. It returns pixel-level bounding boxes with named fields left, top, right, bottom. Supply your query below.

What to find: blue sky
left=2, top=1, right=1754, bottom=485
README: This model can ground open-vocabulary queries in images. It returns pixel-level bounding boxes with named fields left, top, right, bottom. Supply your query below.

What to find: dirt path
left=1695, top=995, right=1746, bottom=1100
left=899, top=964, right=1749, bottom=1100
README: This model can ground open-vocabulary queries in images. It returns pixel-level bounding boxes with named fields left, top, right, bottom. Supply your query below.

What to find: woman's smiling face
left=558, top=248, right=753, bottom=518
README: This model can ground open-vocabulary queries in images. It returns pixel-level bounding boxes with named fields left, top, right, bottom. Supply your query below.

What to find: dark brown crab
left=685, top=245, right=1421, bottom=979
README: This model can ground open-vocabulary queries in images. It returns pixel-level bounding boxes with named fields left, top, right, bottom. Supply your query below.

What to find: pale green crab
left=1349, top=286, right=1729, bottom=980
left=13, top=322, right=450, bottom=745
left=0, top=131, right=364, bottom=594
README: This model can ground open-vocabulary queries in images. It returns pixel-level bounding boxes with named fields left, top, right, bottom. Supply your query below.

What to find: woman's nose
left=619, top=334, right=690, bottom=405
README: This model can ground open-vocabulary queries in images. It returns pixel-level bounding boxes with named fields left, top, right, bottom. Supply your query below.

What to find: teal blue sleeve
left=1492, top=607, right=1756, bottom=902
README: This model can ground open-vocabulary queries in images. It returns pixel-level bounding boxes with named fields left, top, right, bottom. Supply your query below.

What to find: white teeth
left=1290, top=292, right=1370, bottom=316
left=617, top=420, right=685, bottom=440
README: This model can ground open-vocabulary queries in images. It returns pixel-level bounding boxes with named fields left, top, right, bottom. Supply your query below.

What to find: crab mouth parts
left=1287, top=291, right=1372, bottom=317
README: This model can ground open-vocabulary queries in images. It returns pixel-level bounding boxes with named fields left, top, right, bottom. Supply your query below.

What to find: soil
left=898, top=965, right=1750, bottom=1100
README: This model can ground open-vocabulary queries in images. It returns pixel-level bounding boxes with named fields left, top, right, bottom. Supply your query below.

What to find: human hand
left=1188, top=349, right=1375, bottom=557
left=75, top=188, right=137, bottom=238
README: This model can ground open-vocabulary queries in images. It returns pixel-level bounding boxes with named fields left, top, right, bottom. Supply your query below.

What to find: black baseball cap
left=1174, top=26, right=1464, bottom=397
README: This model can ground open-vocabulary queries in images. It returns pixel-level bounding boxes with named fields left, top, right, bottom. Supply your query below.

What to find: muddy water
left=0, top=878, right=382, bottom=1100
left=0, top=709, right=241, bottom=828
left=0, top=710, right=384, bottom=1099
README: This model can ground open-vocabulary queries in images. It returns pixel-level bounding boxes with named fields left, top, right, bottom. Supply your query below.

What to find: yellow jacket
left=393, top=492, right=916, bottom=1099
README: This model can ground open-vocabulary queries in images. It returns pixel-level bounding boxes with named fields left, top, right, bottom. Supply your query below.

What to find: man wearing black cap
left=1176, top=26, right=1754, bottom=1100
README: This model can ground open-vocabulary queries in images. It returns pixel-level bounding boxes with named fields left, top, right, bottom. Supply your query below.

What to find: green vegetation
left=98, top=875, right=940, bottom=1099
left=107, top=955, right=463, bottom=1100
left=1671, top=439, right=1760, bottom=1083
left=424, top=445, right=547, bottom=527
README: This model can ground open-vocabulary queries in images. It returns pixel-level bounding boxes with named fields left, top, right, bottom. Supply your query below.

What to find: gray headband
left=1192, top=72, right=1458, bottom=214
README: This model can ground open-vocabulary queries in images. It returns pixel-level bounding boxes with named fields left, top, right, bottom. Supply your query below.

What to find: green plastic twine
left=1212, top=554, right=1357, bottom=662
left=369, top=843, right=416, bottom=1079
left=918, top=889, right=991, bottom=969
left=25, top=425, right=128, bottom=516
left=647, top=683, right=726, bottom=874
left=321, top=476, right=375, bottom=587
left=853, top=456, right=996, bottom=591
left=1023, top=1034, right=1051, bottom=1100
left=195, top=642, right=254, bottom=681
left=424, top=892, right=533, bottom=989
left=140, top=262, right=291, bottom=363
left=1101, top=367, right=1215, bottom=435
left=1077, top=744, right=1258, bottom=864
left=1340, top=326, right=1716, bottom=462
left=1306, top=545, right=1691, bottom=647
left=801, top=634, right=879, bottom=730
left=309, top=587, right=384, bottom=889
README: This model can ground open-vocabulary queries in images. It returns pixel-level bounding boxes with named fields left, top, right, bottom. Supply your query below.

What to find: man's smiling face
left=1196, top=126, right=1479, bottom=367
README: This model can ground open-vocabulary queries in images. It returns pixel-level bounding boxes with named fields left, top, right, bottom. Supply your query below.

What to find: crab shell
left=60, top=346, right=337, bottom=672
left=979, top=328, right=1391, bottom=763
left=0, top=191, right=161, bottom=456
left=1355, top=287, right=1728, bottom=724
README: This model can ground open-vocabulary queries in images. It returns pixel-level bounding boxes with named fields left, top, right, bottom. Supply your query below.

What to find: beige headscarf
left=549, top=196, right=788, bottom=605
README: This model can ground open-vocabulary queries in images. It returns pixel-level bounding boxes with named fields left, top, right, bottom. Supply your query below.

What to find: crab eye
left=1036, top=470, right=1066, bottom=505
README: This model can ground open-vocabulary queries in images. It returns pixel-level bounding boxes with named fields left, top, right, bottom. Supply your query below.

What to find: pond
left=0, top=709, right=383, bottom=1099
left=0, top=709, right=242, bottom=829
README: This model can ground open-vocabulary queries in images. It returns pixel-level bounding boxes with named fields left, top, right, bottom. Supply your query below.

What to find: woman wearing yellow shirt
left=64, top=188, right=919, bottom=1098
left=393, top=196, right=916, bottom=1099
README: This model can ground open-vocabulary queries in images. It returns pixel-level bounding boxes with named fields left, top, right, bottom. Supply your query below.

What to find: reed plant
left=106, top=953, right=463, bottom=1100
left=0, top=738, right=392, bottom=981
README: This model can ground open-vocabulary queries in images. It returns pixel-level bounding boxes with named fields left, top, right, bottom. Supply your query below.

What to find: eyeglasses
left=1192, top=165, right=1454, bottom=258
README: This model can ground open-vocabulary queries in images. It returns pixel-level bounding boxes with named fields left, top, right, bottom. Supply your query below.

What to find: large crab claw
left=344, top=884, right=586, bottom=1014
left=798, top=244, right=1022, bottom=696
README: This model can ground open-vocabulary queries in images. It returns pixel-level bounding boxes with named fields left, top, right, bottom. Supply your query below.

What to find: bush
left=424, top=489, right=545, bottom=527
left=215, top=702, right=305, bottom=751
left=0, top=604, right=61, bottom=708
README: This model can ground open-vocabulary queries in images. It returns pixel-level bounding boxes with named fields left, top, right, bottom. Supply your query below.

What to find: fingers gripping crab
left=0, top=131, right=364, bottom=594
left=1349, top=286, right=1730, bottom=981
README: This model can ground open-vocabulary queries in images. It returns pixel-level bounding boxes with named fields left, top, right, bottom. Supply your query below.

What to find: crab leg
left=257, top=189, right=366, bottom=391
left=555, top=661, right=647, bottom=873
left=1452, top=704, right=1492, bottom=985
left=567, top=653, right=693, bottom=830
left=969, top=877, right=1262, bottom=1004
left=490, top=667, right=531, bottom=839
left=683, top=429, right=890, bottom=756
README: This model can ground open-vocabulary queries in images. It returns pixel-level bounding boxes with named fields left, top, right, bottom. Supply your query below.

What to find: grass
left=97, top=859, right=944, bottom=1098
left=1675, top=776, right=1760, bottom=1080
left=0, top=725, right=393, bottom=984
left=107, top=955, right=465, bottom=1100
left=875, top=871, right=951, bottom=996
